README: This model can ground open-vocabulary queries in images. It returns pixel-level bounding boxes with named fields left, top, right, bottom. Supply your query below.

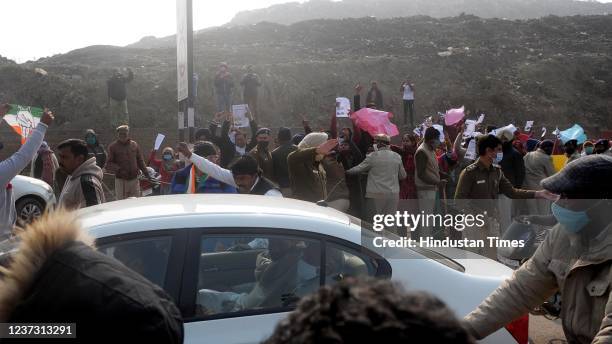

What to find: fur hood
left=0, top=210, right=93, bottom=321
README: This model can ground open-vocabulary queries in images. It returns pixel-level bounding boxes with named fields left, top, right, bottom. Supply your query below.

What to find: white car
left=11, top=175, right=56, bottom=223
left=74, top=195, right=523, bottom=343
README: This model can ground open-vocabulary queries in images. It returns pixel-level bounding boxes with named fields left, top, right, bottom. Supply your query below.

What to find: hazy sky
left=1, top=0, right=610, bottom=63
left=0, top=0, right=306, bottom=63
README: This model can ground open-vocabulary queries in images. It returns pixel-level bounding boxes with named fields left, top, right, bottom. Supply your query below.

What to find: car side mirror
left=316, top=200, right=328, bottom=207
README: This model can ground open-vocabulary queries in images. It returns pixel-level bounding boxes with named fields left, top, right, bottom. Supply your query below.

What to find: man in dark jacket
left=366, top=81, right=383, bottom=110
left=107, top=68, right=133, bottom=127
left=496, top=129, right=526, bottom=233
left=84, top=129, right=107, bottom=169
left=272, top=127, right=297, bottom=197
left=249, top=128, right=274, bottom=181
left=0, top=210, right=183, bottom=343
left=241, top=65, right=262, bottom=120
left=214, top=62, right=234, bottom=112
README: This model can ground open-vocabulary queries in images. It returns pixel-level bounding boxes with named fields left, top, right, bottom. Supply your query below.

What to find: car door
left=179, top=227, right=391, bottom=344
left=96, top=229, right=188, bottom=302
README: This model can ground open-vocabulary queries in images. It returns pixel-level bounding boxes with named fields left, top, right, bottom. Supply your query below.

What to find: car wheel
left=16, top=197, right=45, bottom=224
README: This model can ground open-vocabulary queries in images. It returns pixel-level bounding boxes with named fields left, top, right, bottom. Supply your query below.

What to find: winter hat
left=298, top=132, right=329, bottom=150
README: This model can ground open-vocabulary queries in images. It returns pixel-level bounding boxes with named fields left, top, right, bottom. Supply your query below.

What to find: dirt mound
left=0, top=15, right=610, bottom=134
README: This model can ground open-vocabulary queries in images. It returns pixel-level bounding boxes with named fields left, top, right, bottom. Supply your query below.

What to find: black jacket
left=0, top=213, right=183, bottom=343
left=271, top=143, right=298, bottom=188
left=500, top=143, right=526, bottom=187
left=251, top=176, right=279, bottom=195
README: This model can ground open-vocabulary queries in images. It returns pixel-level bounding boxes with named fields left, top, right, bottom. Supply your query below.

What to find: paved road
left=530, top=315, right=566, bottom=344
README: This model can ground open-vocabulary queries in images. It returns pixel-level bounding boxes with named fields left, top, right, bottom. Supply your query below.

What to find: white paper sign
left=335, top=97, right=351, bottom=118
left=232, top=104, right=250, bottom=128
left=477, top=114, right=485, bottom=124
left=178, top=112, right=185, bottom=129
left=553, top=127, right=560, bottom=136
left=524, top=121, right=534, bottom=132
left=541, top=127, right=547, bottom=138
left=464, top=119, right=477, bottom=137
left=154, top=134, right=165, bottom=150
left=433, top=124, right=444, bottom=142
left=188, top=107, right=195, bottom=127
left=465, top=139, right=477, bottom=160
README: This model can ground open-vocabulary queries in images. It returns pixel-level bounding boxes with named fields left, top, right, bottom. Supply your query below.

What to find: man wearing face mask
left=84, top=129, right=107, bottom=169
left=249, top=128, right=274, bottom=181
left=414, top=127, right=447, bottom=238
left=464, top=154, right=612, bottom=343
left=454, top=135, right=556, bottom=258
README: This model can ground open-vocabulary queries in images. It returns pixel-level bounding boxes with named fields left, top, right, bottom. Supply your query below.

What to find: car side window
left=98, top=236, right=172, bottom=288
left=324, top=242, right=379, bottom=285
left=195, top=235, right=321, bottom=318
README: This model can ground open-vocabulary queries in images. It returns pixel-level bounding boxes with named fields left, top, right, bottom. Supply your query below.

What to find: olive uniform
left=454, top=159, right=536, bottom=259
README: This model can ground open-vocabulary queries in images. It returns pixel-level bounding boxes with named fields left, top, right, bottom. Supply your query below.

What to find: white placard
left=232, top=104, right=250, bottom=128
left=335, top=97, right=351, bottom=118
left=465, top=139, right=477, bottom=160
left=188, top=107, right=195, bottom=127
left=178, top=111, right=185, bottom=129
left=541, top=127, right=547, bottom=138
left=477, top=113, right=485, bottom=124
left=524, top=121, right=534, bottom=132
left=464, top=119, right=477, bottom=138
left=154, top=134, right=165, bottom=150
left=176, top=0, right=188, bottom=101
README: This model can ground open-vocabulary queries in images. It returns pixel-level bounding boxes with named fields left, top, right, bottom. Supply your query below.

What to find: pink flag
left=351, top=108, right=399, bottom=137
left=444, top=106, right=465, bottom=126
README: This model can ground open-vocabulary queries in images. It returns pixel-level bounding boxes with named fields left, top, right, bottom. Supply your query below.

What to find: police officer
left=454, top=134, right=557, bottom=257
left=464, top=154, right=612, bottom=343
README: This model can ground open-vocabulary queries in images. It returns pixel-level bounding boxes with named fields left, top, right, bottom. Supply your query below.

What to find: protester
left=105, top=125, right=151, bottom=200
left=56, top=139, right=105, bottom=209
left=214, top=62, right=234, bottom=113
left=249, top=127, right=274, bottom=181
left=564, top=139, right=580, bottom=165
left=365, top=81, right=383, bottom=109
left=84, top=129, right=107, bottom=168
left=454, top=134, right=558, bottom=258
left=594, top=139, right=610, bottom=155
left=0, top=210, right=183, bottom=343
left=30, top=141, right=59, bottom=187
left=288, top=133, right=337, bottom=203
left=414, top=127, right=445, bottom=238
left=177, top=143, right=281, bottom=196
left=464, top=154, right=612, bottom=343
left=271, top=127, right=297, bottom=196
left=264, top=278, right=475, bottom=344
left=173, top=142, right=237, bottom=194
left=496, top=128, right=526, bottom=233
left=523, top=140, right=556, bottom=215
left=195, top=127, right=213, bottom=142
left=107, top=67, right=133, bottom=127
left=400, top=79, right=415, bottom=127
left=321, top=153, right=351, bottom=213
left=0, top=105, right=54, bottom=237
left=346, top=134, right=406, bottom=228
left=337, top=128, right=365, bottom=217
left=582, top=140, right=595, bottom=156
left=240, top=65, right=261, bottom=120
left=148, top=146, right=180, bottom=195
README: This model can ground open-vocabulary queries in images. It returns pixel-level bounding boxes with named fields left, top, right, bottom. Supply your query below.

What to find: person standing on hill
left=400, top=79, right=415, bottom=127
left=107, top=68, right=134, bottom=127
left=241, top=65, right=262, bottom=121
left=366, top=81, right=383, bottom=110
left=215, top=62, right=234, bottom=113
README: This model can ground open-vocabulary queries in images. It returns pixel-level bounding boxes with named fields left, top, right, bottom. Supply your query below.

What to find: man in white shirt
left=400, top=80, right=415, bottom=127
left=177, top=142, right=282, bottom=197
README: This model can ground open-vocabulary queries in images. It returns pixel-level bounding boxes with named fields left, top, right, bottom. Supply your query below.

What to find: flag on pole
left=2, top=104, right=44, bottom=144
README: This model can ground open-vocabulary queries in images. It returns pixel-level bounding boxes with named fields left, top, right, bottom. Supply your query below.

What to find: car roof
left=78, top=194, right=352, bottom=228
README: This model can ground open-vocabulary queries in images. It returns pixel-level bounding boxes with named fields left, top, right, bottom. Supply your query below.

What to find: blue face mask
left=551, top=202, right=590, bottom=233
left=163, top=154, right=173, bottom=161
left=86, top=136, right=96, bottom=145
left=494, top=152, right=504, bottom=164
left=585, top=146, right=594, bottom=155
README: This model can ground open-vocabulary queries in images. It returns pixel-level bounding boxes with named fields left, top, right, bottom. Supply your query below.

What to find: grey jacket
left=346, top=147, right=406, bottom=198
left=58, top=157, right=105, bottom=210
left=0, top=123, right=47, bottom=237
left=523, top=149, right=556, bottom=190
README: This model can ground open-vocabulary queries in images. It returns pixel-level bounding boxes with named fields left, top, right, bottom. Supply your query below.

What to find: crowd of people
left=1, top=72, right=612, bottom=343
